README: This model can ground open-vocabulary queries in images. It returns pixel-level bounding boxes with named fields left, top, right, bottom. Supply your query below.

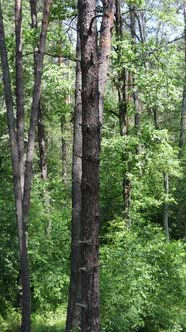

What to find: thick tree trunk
left=66, top=28, right=82, bottom=332
left=163, top=173, right=169, bottom=241
left=0, top=2, right=31, bottom=330
left=78, top=0, right=100, bottom=330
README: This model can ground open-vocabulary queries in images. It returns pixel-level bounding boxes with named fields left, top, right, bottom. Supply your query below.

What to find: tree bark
left=66, top=27, right=82, bottom=332
left=98, top=0, right=115, bottom=124
left=0, top=2, right=31, bottom=330
left=78, top=0, right=100, bottom=330
left=15, top=0, right=25, bottom=194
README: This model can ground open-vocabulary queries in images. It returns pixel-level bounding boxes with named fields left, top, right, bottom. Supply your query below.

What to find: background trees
left=0, top=0, right=186, bottom=331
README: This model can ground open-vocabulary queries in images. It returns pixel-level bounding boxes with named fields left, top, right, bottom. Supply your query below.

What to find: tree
left=78, top=0, right=100, bottom=329
left=0, top=0, right=51, bottom=330
left=66, top=25, right=82, bottom=332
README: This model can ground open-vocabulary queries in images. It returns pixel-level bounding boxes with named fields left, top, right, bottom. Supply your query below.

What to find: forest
left=0, top=0, right=186, bottom=331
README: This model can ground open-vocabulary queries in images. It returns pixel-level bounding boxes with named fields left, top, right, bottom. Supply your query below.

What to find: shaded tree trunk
left=66, top=27, right=82, bottom=332
left=78, top=0, right=100, bottom=330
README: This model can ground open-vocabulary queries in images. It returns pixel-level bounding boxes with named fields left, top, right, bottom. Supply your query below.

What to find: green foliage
left=100, top=221, right=186, bottom=332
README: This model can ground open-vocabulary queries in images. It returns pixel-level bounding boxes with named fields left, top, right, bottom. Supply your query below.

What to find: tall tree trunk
left=115, top=0, right=131, bottom=227
left=98, top=0, right=115, bottom=124
left=178, top=1, right=186, bottom=239
left=0, top=2, right=31, bottom=330
left=29, top=0, right=51, bottom=236
left=38, top=103, right=52, bottom=236
left=66, top=27, right=82, bottom=332
left=78, top=0, right=100, bottom=330
left=163, top=173, right=169, bottom=241
left=179, top=1, right=186, bottom=155
left=15, top=0, right=25, bottom=193
left=129, top=4, right=141, bottom=154
left=23, top=0, right=51, bottom=224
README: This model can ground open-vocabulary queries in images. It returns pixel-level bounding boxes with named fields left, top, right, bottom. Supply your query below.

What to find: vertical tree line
left=0, top=0, right=51, bottom=330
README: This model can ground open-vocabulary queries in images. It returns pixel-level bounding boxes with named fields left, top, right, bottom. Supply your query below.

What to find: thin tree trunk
left=163, top=173, right=169, bottom=241
left=129, top=4, right=141, bottom=154
left=78, top=0, right=100, bottom=330
left=66, top=27, right=82, bottom=332
left=98, top=0, right=115, bottom=124
left=61, top=117, right=67, bottom=185
left=38, top=104, right=48, bottom=180
left=29, top=0, right=51, bottom=236
left=179, top=2, right=186, bottom=154
left=23, top=0, right=51, bottom=224
left=15, top=0, right=25, bottom=194
left=38, top=104, right=52, bottom=236
left=115, top=0, right=131, bottom=227
left=0, top=2, right=31, bottom=330
left=178, top=1, right=186, bottom=239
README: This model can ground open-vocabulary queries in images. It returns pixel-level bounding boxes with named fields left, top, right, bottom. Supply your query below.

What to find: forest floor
left=0, top=308, right=66, bottom=331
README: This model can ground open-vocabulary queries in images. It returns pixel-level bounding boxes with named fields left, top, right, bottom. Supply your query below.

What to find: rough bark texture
left=98, top=0, right=115, bottom=124
left=23, top=0, right=51, bottom=224
left=163, top=173, right=169, bottom=241
left=15, top=0, right=25, bottom=193
left=78, top=0, right=100, bottom=330
left=0, top=2, right=31, bottom=330
left=66, top=28, right=82, bottom=332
